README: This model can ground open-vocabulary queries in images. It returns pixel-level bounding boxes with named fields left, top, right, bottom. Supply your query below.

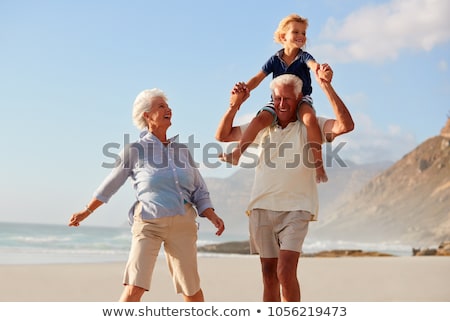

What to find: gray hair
left=269, top=74, right=303, bottom=98
left=132, top=88, right=168, bottom=130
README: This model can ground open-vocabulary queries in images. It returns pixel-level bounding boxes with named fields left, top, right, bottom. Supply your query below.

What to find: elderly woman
left=69, top=88, right=225, bottom=302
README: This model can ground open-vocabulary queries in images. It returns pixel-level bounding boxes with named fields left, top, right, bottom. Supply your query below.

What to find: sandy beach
left=1, top=256, right=449, bottom=302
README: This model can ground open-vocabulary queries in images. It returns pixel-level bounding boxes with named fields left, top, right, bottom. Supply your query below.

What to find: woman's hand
left=68, top=209, right=90, bottom=227
left=69, top=200, right=103, bottom=227
left=202, top=208, right=225, bottom=236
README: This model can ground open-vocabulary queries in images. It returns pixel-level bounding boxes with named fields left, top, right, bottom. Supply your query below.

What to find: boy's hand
left=317, top=64, right=333, bottom=83
left=231, top=81, right=248, bottom=94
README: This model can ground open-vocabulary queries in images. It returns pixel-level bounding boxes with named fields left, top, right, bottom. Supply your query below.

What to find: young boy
left=220, top=13, right=328, bottom=183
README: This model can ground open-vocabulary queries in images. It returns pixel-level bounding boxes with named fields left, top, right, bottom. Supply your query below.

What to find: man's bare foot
left=316, top=165, right=328, bottom=183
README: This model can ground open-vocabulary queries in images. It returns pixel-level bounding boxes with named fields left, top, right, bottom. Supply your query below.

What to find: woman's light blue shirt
left=94, top=131, right=213, bottom=224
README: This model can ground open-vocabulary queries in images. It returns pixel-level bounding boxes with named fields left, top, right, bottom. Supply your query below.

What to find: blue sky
left=1, top=0, right=449, bottom=227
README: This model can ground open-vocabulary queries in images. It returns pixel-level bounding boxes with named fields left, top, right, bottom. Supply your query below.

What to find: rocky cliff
left=311, top=131, right=450, bottom=247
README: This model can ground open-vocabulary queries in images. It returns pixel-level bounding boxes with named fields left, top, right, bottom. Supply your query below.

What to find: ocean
left=0, top=222, right=249, bottom=265
left=0, top=222, right=413, bottom=265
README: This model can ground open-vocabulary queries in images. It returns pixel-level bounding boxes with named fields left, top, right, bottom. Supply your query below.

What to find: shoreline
left=198, top=240, right=450, bottom=257
left=2, top=239, right=447, bottom=266
left=1, top=239, right=448, bottom=267
left=0, top=248, right=404, bottom=266
left=0, top=244, right=437, bottom=266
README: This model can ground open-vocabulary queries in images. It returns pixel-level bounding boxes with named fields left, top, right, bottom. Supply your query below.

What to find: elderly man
left=215, top=65, right=354, bottom=302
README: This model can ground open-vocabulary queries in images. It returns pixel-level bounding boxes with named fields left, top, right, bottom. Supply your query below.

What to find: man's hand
left=316, top=63, right=333, bottom=83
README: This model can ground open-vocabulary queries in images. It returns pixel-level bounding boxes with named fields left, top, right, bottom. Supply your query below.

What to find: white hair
left=132, top=88, right=168, bottom=130
left=269, top=74, right=303, bottom=97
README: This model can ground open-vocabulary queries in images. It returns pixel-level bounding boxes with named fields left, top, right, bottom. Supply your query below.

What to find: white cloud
left=332, top=112, right=417, bottom=164
left=313, top=0, right=450, bottom=63
left=438, top=59, right=448, bottom=72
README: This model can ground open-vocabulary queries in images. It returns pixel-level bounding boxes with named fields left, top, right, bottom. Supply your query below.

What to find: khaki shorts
left=249, top=209, right=311, bottom=258
left=122, top=202, right=200, bottom=296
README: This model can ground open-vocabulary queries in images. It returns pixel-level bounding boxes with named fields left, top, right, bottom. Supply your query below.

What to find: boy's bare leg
left=299, top=103, right=328, bottom=183
left=219, top=110, right=274, bottom=165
